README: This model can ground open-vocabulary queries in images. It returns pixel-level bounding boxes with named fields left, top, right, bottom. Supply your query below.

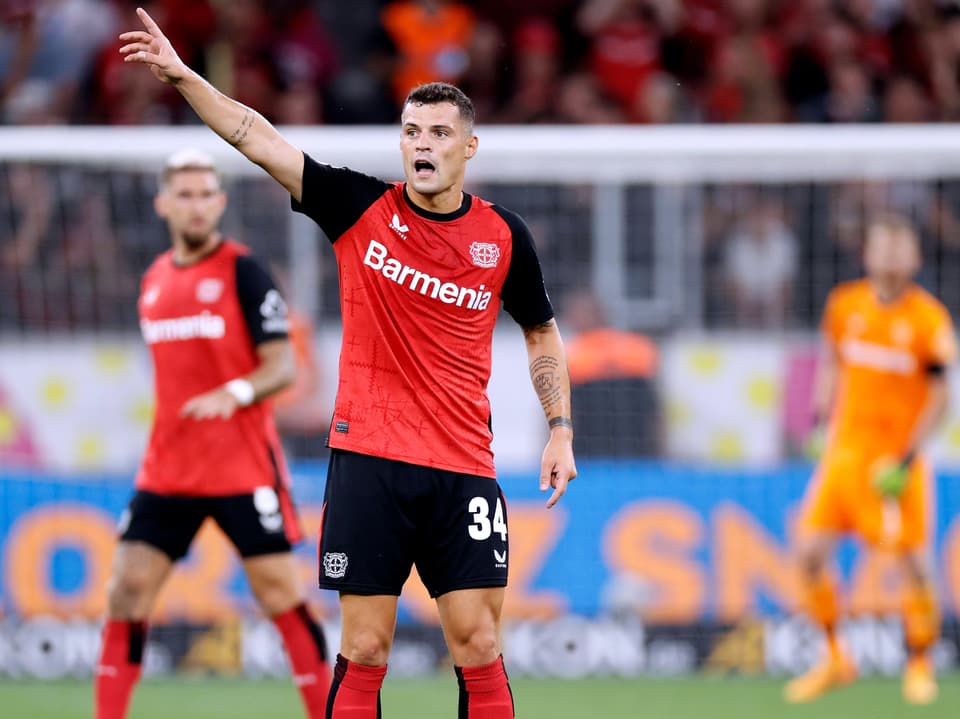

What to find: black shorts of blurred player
left=119, top=486, right=303, bottom=560
left=318, top=449, right=509, bottom=597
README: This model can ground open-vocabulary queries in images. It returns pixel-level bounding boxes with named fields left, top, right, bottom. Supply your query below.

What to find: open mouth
left=414, top=159, right=436, bottom=178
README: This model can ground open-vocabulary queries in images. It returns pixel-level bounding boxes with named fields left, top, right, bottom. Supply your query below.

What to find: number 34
left=468, top=496, right=507, bottom=541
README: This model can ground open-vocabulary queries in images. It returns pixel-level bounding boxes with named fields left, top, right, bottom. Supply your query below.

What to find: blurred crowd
left=7, top=0, right=960, bottom=126
left=5, top=0, right=960, bottom=337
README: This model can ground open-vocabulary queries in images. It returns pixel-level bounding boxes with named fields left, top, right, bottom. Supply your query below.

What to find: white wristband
left=224, top=378, right=255, bottom=407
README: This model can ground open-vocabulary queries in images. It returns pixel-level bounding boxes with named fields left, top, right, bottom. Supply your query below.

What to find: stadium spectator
left=884, top=73, right=933, bottom=121
left=0, top=0, right=38, bottom=119
left=0, top=163, right=53, bottom=328
left=119, top=10, right=576, bottom=719
left=577, top=0, right=663, bottom=118
left=0, top=0, right=119, bottom=123
left=629, top=69, right=699, bottom=123
left=723, top=195, right=798, bottom=328
left=704, top=33, right=785, bottom=123
left=380, top=0, right=476, bottom=106
left=93, top=149, right=331, bottom=719
left=45, top=183, right=137, bottom=328
left=554, top=70, right=624, bottom=123
left=563, top=286, right=661, bottom=457
left=7, top=0, right=960, bottom=126
left=267, top=0, right=340, bottom=124
left=822, top=58, right=881, bottom=123
left=495, top=18, right=564, bottom=124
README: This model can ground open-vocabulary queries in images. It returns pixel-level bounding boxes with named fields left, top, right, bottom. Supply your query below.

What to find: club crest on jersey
left=142, top=286, right=160, bottom=306
left=196, top=278, right=224, bottom=303
left=389, top=213, right=409, bottom=239
left=469, top=242, right=501, bottom=268
left=323, top=552, right=348, bottom=579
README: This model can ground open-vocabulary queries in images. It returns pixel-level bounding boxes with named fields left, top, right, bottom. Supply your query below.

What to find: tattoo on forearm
left=228, top=109, right=255, bottom=146
left=549, top=417, right=573, bottom=431
left=530, top=355, right=562, bottom=411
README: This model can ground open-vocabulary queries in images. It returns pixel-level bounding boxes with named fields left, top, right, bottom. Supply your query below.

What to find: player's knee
left=251, top=581, right=300, bottom=616
left=106, top=565, right=156, bottom=616
left=797, top=545, right=827, bottom=579
left=342, top=629, right=391, bottom=666
left=449, top=624, right=499, bottom=665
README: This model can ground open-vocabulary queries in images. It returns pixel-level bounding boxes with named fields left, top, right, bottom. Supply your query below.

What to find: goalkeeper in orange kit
left=786, top=214, right=956, bottom=705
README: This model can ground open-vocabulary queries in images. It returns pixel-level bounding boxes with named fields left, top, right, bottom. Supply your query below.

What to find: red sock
left=328, top=654, right=387, bottom=718
left=456, top=656, right=514, bottom=718
left=272, top=603, right=332, bottom=719
left=94, top=620, right=146, bottom=719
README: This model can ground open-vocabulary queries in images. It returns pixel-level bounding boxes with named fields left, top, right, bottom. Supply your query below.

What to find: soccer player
left=94, top=149, right=331, bottom=719
left=120, top=8, right=577, bottom=719
left=785, top=213, right=956, bottom=705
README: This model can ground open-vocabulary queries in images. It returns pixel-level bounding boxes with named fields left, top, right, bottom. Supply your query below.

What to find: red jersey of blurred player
left=787, top=214, right=955, bottom=706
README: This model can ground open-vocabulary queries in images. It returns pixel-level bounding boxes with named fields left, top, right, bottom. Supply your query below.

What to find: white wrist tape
left=224, top=378, right=255, bottom=407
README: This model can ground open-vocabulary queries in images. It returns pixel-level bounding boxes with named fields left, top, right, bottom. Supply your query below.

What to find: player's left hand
left=871, top=453, right=913, bottom=498
left=180, top=388, right=240, bottom=421
left=540, top=431, right=576, bottom=508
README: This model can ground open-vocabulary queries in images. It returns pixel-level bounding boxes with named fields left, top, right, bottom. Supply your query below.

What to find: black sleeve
left=291, top=152, right=392, bottom=242
left=493, top=205, right=555, bottom=328
left=235, top=255, right=290, bottom=346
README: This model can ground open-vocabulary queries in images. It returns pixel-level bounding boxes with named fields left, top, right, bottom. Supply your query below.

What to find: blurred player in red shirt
left=94, top=150, right=330, bottom=719
left=120, top=8, right=576, bottom=718
left=787, top=214, right=956, bottom=705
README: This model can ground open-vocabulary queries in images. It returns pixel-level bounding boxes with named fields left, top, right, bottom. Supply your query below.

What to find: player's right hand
left=118, top=7, right=188, bottom=85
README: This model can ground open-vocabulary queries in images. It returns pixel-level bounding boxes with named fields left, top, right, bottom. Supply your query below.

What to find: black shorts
left=319, top=449, right=508, bottom=597
left=119, top=486, right=302, bottom=561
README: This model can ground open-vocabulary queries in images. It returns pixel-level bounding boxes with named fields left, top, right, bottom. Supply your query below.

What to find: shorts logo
left=253, top=487, right=283, bottom=533
left=335, top=421, right=349, bottom=433
left=469, top=242, right=501, bottom=268
left=323, top=552, right=348, bottom=579
left=493, top=549, right=507, bottom=567
left=196, top=278, right=224, bottom=303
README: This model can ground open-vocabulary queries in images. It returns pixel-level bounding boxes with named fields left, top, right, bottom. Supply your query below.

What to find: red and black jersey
left=292, top=154, right=554, bottom=477
left=137, top=239, right=292, bottom=496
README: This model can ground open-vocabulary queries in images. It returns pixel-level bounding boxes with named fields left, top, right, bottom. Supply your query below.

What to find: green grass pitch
left=1, top=675, right=958, bottom=718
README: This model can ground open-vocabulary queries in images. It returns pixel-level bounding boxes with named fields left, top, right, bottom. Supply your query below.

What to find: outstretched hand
left=118, top=7, right=188, bottom=84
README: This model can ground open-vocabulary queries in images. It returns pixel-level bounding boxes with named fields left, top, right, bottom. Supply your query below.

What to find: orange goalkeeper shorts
left=799, top=443, right=933, bottom=550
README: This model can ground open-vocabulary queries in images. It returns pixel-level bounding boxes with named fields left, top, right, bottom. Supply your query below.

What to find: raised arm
left=119, top=8, right=305, bottom=200
left=524, top=319, right=577, bottom=508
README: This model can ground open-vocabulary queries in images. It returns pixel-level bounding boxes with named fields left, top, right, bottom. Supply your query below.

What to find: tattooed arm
left=524, top=319, right=577, bottom=508
left=119, top=8, right=305, bottom=199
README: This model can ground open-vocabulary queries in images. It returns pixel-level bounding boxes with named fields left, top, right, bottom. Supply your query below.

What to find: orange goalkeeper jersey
left=823, top=279, right=956, bottom=453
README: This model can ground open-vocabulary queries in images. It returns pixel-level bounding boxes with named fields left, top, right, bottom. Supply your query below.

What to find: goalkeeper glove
left=804, top=424, right=827, bottom=461
left=871, top=451, right=915, bottom=498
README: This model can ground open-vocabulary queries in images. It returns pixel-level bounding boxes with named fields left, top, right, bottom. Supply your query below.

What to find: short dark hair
left=403, top=82, right=475, bottom=133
